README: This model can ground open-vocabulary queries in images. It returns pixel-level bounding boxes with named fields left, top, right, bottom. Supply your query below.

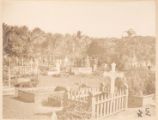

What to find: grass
left=37, top=74, right=105, bottom=88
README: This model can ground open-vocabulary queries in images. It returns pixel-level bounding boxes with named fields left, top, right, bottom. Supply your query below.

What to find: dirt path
left=3, top=96, right=50, bottom=119
left=105, top=107, right=156, bottom=120
left=3, top=96, right=156, bottom=120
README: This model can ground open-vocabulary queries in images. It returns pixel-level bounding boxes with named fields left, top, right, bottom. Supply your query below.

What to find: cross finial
left=111, top=62, right=116, bottom=72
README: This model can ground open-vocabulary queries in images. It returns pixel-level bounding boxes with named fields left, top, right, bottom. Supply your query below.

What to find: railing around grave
left=68, top=87, right=101, bottom=102
left=12, top=65, right=38, bottom=75
left=91, top=88, right=128, bottom=119
left=67, top=87, right=128, bottom=120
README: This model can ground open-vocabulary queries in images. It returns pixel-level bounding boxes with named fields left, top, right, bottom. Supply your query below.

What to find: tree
left=126, top=28, right=136, bottom=37
left=87, top=40, right=104, bottom=58
left=3, top=23, right=30, bottom=58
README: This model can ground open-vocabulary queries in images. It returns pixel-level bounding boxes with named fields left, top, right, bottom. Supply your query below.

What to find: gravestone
left=103, top=63, right=124, bottom=94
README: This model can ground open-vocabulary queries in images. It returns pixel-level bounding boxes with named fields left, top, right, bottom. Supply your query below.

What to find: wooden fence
left=11, top=65, right=38, bottom=75
left=68, top=87, right=101, bottom=102
left=91, top=88, right=128, bottom=119
left=67, top=86, right=128, bottom=119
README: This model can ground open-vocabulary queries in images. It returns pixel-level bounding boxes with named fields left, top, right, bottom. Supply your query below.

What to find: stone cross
left=103, top=63, right=124, bottom=94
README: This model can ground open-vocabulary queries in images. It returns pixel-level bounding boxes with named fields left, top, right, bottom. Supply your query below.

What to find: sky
left=2, top=0, right=156, bottom=38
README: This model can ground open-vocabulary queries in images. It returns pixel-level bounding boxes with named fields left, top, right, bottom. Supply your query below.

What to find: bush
left=125, top=69, right=155, bottom=95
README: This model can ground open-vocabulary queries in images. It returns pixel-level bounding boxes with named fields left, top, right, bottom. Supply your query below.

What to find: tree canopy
left=3, top=23, right=155, bottom=68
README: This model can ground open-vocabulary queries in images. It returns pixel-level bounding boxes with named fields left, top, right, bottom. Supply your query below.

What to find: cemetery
left=3, top=58, right=156, bottom=120
left=3, top=52, right=156, bottom=120
left=2, top=24, right=156, bottom=120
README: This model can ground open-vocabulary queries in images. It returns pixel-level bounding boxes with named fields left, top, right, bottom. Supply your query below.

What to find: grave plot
left=128, top=94, right=155, bottom=108
left=55, top=63, right=129, bottom=120
left=3, top=64, right=39, bottom=96
left=16, top=87, right=55, bottom=102
left=56, top=85, right=128, bottom=120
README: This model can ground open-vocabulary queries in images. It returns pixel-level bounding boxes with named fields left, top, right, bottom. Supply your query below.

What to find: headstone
left=103, top=63, right=124, bottom=94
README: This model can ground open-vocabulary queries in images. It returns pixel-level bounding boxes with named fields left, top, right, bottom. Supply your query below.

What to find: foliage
left=125, top=69, right=155, bottom=95
left=3, top=23, right=156, bottom=95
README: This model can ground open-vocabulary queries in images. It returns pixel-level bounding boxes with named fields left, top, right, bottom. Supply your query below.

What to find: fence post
left=113, top=93, right=116, bottom=113
left=91, top=94, right=96, bottom=119
left=125, top=84, right=128, bottom=110
left=109, top=94, right=113, bottom=114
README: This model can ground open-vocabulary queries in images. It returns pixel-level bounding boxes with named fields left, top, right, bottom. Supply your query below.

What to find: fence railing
left=67, top=86, right=128, bottom=119
left=91, top=88, right=128, bottom=119
left=68, top=87, right=101, bottom=102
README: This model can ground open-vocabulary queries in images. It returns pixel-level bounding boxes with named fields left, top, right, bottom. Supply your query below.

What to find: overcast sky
left=2, top=0, right=156, bottom=38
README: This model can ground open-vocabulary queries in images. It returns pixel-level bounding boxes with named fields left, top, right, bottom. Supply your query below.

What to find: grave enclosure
left=66, top=83, right=128, bottom=119
left=65, top=63, right=128, bottom=119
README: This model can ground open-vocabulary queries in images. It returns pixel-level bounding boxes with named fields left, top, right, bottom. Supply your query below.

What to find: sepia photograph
left=1, top=0, right=157, bottom=120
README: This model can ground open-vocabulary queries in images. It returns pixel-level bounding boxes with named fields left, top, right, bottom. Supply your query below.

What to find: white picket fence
left=68, top=87, right=101, bottom=102
left=67, top=86, right=128, bottom=119
left=12, top=65, right=38, bottom=75
left=91, top=89, right=128, bottom=119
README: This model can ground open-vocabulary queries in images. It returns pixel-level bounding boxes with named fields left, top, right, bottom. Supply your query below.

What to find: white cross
left=103, top=63, right=124, bottom=94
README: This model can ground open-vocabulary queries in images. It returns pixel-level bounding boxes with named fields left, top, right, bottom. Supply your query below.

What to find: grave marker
left=103, top=63, right=124, bottom=94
